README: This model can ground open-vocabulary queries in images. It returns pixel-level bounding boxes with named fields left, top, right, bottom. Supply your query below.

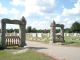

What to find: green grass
left=64, top=36, right=80, bottom=46
left=0, top=49, right=55, bottom=60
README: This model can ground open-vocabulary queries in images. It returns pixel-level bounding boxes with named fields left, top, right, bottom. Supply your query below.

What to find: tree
left=14, top=29, right=19, bottom=33
left=43, top=29, right=50, bottom=33
left=6, top=29, right=14, bottom=33
left=0, top=29, right=1, bottom=33
left=27, top=26, right=32, bottom=33
left=71, top=21, right=80, bottom=33
left=32, top=28, right=37, bottom=33
left=56, top=29, right=60, bottom=33
left=64, top=28, right=72, bottom=33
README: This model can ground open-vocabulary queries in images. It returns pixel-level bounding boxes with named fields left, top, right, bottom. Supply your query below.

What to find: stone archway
left=50, top=20, right=65, bottom=43
left=1, top=16, right=26, bottom=48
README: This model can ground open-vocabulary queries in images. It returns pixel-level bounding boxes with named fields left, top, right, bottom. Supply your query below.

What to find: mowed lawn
left=0, top=49, right=55, bottom=60
left=64, top=36, right=80, bottom=46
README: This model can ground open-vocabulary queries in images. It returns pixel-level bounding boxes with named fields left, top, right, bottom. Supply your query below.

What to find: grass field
left=64, top=36, right=80, bottom=46
left=0, top=49, right=55, bottom=60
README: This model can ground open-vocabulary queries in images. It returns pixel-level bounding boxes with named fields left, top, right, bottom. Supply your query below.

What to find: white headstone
left=32, top=33, right=37, bottom=37
left=67, top=33, right=69, bottom=36
left=37, top=33, right=42, bottom=37
left=74, top=33, right=77, bottom=36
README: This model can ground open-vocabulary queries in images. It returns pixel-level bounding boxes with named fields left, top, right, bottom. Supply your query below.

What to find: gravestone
left=37, top=33, right=42, bottom=37
left=32, top=33, right=37, bottom=37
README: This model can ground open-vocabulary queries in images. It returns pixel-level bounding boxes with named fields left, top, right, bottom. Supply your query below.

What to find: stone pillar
left=20, top=16, right=26, bottom=47
left=1, top=20, right=6, bottom=48
left=61, top=25, right=65, bottom=43
left=50, top=21, right=56, bottom=43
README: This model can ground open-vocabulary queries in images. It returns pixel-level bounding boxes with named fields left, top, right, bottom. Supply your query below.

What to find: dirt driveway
left=27, top=41, right=80, bottom=60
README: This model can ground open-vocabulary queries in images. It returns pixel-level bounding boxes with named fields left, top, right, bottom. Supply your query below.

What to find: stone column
left=50, top=21, right=56, bottom=43
left=1, top=20, right=6, bottom=48
left=20, top=16, right=26, bottom=47
left=61, top=25, right=65, bottom=43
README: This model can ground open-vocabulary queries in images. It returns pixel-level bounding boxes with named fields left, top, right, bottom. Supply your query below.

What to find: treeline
left=0, top=21, right=80, bottom=33
left=64, top=21, right=80, bottom=33
left=0, top=27, right=60, bottom=33
left=26, top=26, right=50, bottom=33
left=0, top=28, right=50, bottom=33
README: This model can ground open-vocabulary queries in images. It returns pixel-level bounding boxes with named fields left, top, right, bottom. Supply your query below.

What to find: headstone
left=32, top=33, right=37, bottom=37
left=74, top=33, right=77, bottom=36
left=37, top=33, right=42, bottom=37
left=66, top=33, right=69, bottom=36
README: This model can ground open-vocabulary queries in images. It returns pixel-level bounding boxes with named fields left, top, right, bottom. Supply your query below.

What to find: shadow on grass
left=27, top=47, right=47, bottom=50
left=0, top=46, right=5, bottom=50
left=5, top=46, right=48, bottom=51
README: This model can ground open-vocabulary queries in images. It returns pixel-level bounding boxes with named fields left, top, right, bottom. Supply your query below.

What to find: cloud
left=9, top=8, right=20, bottom=15
left=53, top=14, right=78, bottom=28
left=54, top=16, right=62, bottom=23
left=0, top=2, right=22, bottom=20
left=0, top=3, right=8, bottom=28
left=74, top=0, right=80, bottom=8
left=23, top=0, right=41, bottom=17
left=38, top=0, right=55, bottom=14
left=10, top=0, right=41, bottom=17
left=62, top=8, right=80, bottom=16
left=65, top=20, right=75, bottom=28
left=27, top=20, right=51, bottom=29
left=9, top=8, right=21, bottom=19
left=53, top=0, right=80, bottom=28
left=62, top=0, right=80, bottom=16
left=1, top=0, right=79, bottom=29
left=10, top=0, right=56, bottom=17
left=41, top=0, right=55, bottom=6
left=10, top=0, right=24, bottom=6
left=0, top=3, right=8, bottom=15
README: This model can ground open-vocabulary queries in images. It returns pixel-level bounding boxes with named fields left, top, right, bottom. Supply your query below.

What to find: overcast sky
left=0, top=0, right=80, bottom=29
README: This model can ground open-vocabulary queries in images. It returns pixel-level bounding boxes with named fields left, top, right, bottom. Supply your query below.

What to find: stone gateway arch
left=1, top=16, right=26, bottom=48
left=0, top=17, right=64, bottom=48
left=50, top=20, right=65, bottom=43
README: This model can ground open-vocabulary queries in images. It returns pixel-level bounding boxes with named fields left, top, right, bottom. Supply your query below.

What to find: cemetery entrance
left=50, top=21, right=65, bottom=43
left=1, top=17, right=26, bottom=48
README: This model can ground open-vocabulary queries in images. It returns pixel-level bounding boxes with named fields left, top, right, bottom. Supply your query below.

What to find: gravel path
left=27, top=41, right=80, bottom=60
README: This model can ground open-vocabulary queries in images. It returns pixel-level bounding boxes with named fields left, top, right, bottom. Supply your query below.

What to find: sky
left=0, top=0, right=80, bottom=29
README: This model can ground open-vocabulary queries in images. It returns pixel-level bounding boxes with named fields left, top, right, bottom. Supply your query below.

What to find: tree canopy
left=71, top=21, right=80, bottom=33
